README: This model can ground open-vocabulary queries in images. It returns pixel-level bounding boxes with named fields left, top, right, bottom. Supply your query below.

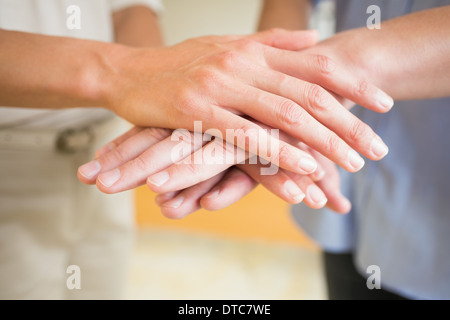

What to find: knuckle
left=133, top=155, right=149, bottom=172
left=231, top=123, right=260, bottom=151
left=306, top=84, right=329, bottom=112
left=323, top=134, right=341, bottom=155
left=144, top=128, right=171, bottom=141
left=354, top=79, right=369, bottom=98
left=172, top=129, right=197, bottom=154
left=176, top=87, right=197, bottom=113
left=184, top=162, right=199, bottom=176
left=347, top=120, right=369, bottom=144
left=195, top=66, right=217, bottom=82
left=215, top=50, right=241, bottom=70
left=312, top=54, right=336, bottom=74
left=194, top=66, right=222, bottom=93
left=234, top=38, right=258, bottom=52
left=271, top=144, right=290, bottom=166
left=276, top=99, right=302, bottom=126
left=278, top=144, right=291, bottom=164
left=110, top=146, right=129, bottom=164
left=178, top=129, right=195, bottom=145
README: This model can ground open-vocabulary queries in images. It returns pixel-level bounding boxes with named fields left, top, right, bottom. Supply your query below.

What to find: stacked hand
left=78, top=28, right=393, bottom=218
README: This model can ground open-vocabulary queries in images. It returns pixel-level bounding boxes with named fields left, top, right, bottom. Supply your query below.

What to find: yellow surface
left=135, top=185, right=318, bottom=250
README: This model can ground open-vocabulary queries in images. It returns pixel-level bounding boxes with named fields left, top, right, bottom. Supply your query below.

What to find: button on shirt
left=292, top=0, right=450, bottom=299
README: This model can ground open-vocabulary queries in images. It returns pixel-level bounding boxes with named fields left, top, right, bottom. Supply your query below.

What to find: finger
left=264, top=50, right=394, bottom=113
left=200, top=168, right=258, bottom=211
left=94, top=126, right=144, bottom=159
left=159, top=171, right=228, bottom=219
left=251, top=67, right=389, bottom=161
left=155, top=191, right=178, bottom=206
left=78, top=127, right=171, bottom=185
left=285, top=170, right=328, bottom=209
left=219, top=82, right=366, bottom=172
left=146, top=137, right=239, bottom=194
left=95, top=129, right=204, bottom=193
left=199, top=107, right=318, bottom=175
left=246, top=28, right=318, bottom=51
left=238, top=162, right=306, bottom=204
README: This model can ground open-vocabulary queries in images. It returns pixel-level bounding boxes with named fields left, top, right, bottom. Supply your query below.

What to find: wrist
left=96, top=43, right=161, bottom=117
left=73, top=41, right=140, bottom=113
left=323, top=27, right=395, bottom=95
left=80, top=42, right=129, bottom=111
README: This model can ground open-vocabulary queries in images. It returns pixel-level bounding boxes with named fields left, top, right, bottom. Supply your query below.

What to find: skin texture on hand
left=0, top=26, right=391, bottom=175
left=78, top=125, right=333, bottom=219
left=116, top=5, right=450, bottom=217
left=106, top=27, right=395, bottom=174
left=80, top=126, right=350, bottom=218
left=299, top=6, right=450, bottom=100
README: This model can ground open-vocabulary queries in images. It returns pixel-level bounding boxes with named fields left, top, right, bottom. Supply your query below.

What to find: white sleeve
left=110, top=0, right=164, bottom=15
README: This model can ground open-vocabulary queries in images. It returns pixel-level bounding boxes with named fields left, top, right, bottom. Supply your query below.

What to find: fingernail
left=348, top=150, right=365, bottom=171
left=79, top=160, right=101, bottom=179
left=307, top=184, right=327, bottom=207
left=377, top=91, right=394, bottom=111
left=147, top=171, right=170, bottom=187
left=162, top=196, right=184, bottom=209
left=299, top=157, right=317, bottom=174
left=98, top=168, right=120, bottom=187
left=204, top=189, right=220, bottom=199
left=284, top=180, right=305, bottom=203
left=370, top=137, right=389, bottom=159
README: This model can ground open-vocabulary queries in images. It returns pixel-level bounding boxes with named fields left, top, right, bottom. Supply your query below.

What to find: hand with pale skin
left=79, top=110, right=357, bottom=217
left=79, top=124, right=349, bottom=218
left=106, top=28, right=393, bottom=175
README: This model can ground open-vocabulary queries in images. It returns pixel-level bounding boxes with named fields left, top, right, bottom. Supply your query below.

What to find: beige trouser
left=0, top=118, right=134, bottom=299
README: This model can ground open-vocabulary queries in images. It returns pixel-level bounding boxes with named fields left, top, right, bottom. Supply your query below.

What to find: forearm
left=316, top=6, right=450, bottom=100
left=0, top=5, right=162, bottom=111
left=0, top=29, right=120, bottom=109
left=258, top=0, right=311, bottom=31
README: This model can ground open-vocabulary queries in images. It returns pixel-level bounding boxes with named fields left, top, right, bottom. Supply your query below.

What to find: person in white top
left=0, top=0, right=164, bottom=300
left=0, top=0, right=393, bottom=299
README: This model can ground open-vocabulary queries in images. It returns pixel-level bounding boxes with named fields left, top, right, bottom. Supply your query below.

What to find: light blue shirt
left=292, top=0, right=450, bottom=299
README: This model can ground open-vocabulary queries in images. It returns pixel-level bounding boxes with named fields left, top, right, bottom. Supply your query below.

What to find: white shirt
left=0, top=0, right=162, bottom=129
